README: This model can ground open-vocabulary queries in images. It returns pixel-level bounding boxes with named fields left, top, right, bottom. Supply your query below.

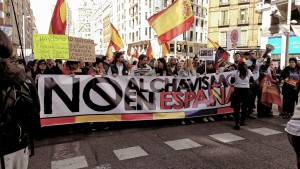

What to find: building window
left=189, top=46, right=193, bottom=53
left=201, top=20, right=204, bottom=27
left=170, top=44, right=174, bottom=52
left=164, top=0, right=168, bottom=7
left=258, top=28, right=261, bottom=45
left=241, top=30, right=248, bottom=46
left=149, top=27, right=151, bottom=38
left=239, top=8, right=248, bottom=24
left=196, top=32, right=198, bottom=42
left=200, top=33, right=203, bottom=42
left=220, top=31, right=227, bottom=47
left=190, top=31, right=193, bottom=41
left=220, top=0, right=230, bottom=6
left=183, top=45, right=187, bottom=52
left=220, top=10, right=229, bottom=26
left=196, top=19, right=198, bottom=26
left=177, top=44, right=182, bottom=52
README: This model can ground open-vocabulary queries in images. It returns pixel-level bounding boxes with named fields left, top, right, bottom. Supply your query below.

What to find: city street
left=29, top=111, right=296, bottom=169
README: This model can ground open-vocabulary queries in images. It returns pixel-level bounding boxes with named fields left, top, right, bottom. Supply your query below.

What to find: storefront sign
left=268, top=37, right=282, bottom=54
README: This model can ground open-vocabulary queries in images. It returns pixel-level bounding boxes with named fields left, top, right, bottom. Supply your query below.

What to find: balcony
left=238, top=0, right=250, bottom=5
left=237, top=18, right=249, bottom=26
left=219, top=1, right=230, bottom=7
left=218, top=20, right=229, bottom=27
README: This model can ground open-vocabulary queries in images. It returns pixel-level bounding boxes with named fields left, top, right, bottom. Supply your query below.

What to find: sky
left=30, top=0, right=81, bottom=34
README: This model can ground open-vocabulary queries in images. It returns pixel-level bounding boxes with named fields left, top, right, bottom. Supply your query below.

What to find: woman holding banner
left=230, top=58, right=254, bottom=130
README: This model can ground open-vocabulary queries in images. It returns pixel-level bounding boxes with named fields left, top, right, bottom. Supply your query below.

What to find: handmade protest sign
left=69, top=36, right=96, bottom=62
left=33, top=34, right=69, bottom=59
left=33, top=34, right=69, bottom=60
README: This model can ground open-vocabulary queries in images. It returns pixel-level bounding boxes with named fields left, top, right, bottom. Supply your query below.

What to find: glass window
left=240, top=8, right=248, bottom=21
left=220, top=32, right=227, bottom=47
left=241, top=30, right=248, bottom=46
left=221, top=10, right=228, bottom=25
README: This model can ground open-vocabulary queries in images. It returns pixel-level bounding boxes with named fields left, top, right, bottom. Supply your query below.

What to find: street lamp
left=22, top=14, right=31, bottom=57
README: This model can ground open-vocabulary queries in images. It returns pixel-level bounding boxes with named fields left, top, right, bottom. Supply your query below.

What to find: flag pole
left=174, top=37, right=177, bottom=57
left=10, top=0, right=26, bottom=66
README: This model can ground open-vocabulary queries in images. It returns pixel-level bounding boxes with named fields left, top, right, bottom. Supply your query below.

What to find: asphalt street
left=28, top=108, right=297, bottom=169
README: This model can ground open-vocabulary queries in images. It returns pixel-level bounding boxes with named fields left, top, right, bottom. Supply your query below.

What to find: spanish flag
left=133, top=48, right=139, bottom=58
left=261, top=75, right=283, bottom=113
left=49, top=0, right=67, bottom=34
left=147, top=0, right=194, bottom=45
left=146, top=42, right=154, bottom=60
left=127, top=46, right=131, bottom=56
left=106, top=43, right=113, bottom=58
left=110, top=22, right=123, bottom=51
left=162, top=42, right=170, bottom=58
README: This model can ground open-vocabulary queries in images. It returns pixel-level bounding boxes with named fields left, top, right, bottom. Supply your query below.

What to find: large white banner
left=38, top=73, right=234, bottom=120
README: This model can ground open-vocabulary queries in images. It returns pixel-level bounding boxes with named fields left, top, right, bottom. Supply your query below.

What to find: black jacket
left=110, top=61, right=130, bottom=75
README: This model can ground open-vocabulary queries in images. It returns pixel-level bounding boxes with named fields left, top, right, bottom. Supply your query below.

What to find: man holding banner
left=131, top=54, right=153, bottom=76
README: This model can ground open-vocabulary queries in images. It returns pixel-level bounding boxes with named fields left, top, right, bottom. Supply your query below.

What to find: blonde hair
left=182, top=58, right=194, bottom=71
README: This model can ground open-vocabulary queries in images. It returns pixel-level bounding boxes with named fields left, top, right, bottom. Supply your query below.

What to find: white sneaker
left=208, top=116, right=215, bottom=122
left=202, top=117, right=208, bottom=123
left=181, top=120, right=186, bottom=125
left=189, top=119, right=195, bottom=124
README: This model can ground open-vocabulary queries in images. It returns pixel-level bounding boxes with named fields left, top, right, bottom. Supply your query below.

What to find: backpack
left=0, top=82, right=40, bottom=157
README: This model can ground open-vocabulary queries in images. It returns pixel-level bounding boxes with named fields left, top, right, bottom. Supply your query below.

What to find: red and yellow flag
left=49, top=0, right=67, bottom=34
left=133, top=48, right=139, bottom=58
left=110, top=22, right=123, bottom=51
left=261, top=75, right=283, bottom=113
left=147, top=0, right=194, bottom=45
left=208, top=38, right=220, bottom=49
left=162, top=43, right=170, bottom=58
left=106, top=43, right=113, bottom=58
left=146, top=42, right=154, bottom=60
left=127, top=46, right=131, bottom=56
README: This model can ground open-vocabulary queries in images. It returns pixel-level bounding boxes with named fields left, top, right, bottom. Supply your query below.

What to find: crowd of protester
left=19, top=49, right=300, bottom=129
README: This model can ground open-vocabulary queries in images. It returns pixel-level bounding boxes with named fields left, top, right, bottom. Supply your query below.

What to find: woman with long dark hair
left=32, top=59, right=51, bottom=86
left=155, top=58, right=172, bottom=76
left=230, top=58, right=254, bottom=130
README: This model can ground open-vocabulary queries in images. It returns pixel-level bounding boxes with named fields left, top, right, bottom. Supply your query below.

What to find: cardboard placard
left=68, top=36, right=96, bottom=62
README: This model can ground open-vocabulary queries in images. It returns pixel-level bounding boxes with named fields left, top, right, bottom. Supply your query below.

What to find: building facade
left=0, top=0, right=36, bottom=55
left=83, top=0, right=209, bottom=58
left=208, top=0, right=262, bottom=58
left=256, top=0, right=300, bottom=68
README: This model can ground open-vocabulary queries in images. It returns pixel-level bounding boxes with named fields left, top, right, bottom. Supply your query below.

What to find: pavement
left=28, top=107, right=296, bottom=169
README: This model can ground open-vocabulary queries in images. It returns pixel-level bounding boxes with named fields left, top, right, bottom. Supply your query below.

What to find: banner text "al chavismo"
left=38, top=73, right=234, bottom=118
